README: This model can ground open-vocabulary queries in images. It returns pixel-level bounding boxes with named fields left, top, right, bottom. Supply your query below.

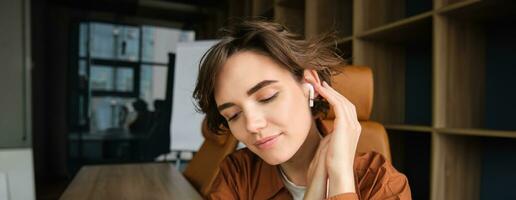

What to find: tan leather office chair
left=317, top=66, right=391, bottom=161
left=183, top=117, right=239, bottom=197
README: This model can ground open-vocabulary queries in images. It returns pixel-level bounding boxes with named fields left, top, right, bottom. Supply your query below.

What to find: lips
left=254, top=133, right=282, bottom=149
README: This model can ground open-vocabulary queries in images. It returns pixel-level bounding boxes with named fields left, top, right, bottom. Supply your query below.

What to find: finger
left=309, top=141, right=322, bottom=175
left=316, top=136, right=331, bottom=166
left=308, top=135, right=330, bottom=179
left=321, top=134, right=331, bottom=146
left=321, top=82, right=361, bottom=129
left=312, top=153, right=329, bottom=200
left=308, top=80, right=359, bottom=132
left=319, top=82, right=357, bottom=125
left=318, top=143, right=330, bottom=199
left=308, top=137, right=330, bottom=196
left=305, top=80, right=337, bottom=104
left=322, top=82, right=358, bottom=121
left=314, top=136, right=331, bottom=167
left=322, top=81, right=354, bottom=107
left=315, top=138, right=329, bottom=176
left=319, top=137, right=330, bottom=170
left=311, top=140, right=323, bottom=167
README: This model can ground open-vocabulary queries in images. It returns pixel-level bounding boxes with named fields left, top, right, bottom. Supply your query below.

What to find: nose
left=244, top=108, right=267, bottom=134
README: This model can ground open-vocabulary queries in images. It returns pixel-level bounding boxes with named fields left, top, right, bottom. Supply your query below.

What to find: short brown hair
left=193, top=20, right=346, bottom=134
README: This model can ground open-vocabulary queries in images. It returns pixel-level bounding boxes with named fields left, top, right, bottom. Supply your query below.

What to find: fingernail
left=323, top=81, right=328, bottom=87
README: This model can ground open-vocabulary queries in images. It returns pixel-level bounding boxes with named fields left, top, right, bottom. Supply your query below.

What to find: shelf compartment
left=437, top=0, right=516, bottom=21
left=434, top=12, right=516, bottom=131
left=478, top=137, right=516, bottom=199
left=354, top=0, right=433, bottom=33
left=305, top=0, right=352, bottom=39
left=354, top=29, right=432, bottom=126
left=484, top=22, right=516, bottom=131
left=388, top=130, right=431, bottom=200
left=357, top=12, right=432, bottom=44
left=336, top=37, right=352, bottom=63
left=432, top=134, right=516, bottom=199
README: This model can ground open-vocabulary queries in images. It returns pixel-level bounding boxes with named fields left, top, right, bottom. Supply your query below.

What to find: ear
left=302, top=69, right=321, bottom=97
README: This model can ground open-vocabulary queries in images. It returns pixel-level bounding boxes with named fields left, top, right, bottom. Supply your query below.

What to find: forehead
left=214, top=51, right=293, bottom=100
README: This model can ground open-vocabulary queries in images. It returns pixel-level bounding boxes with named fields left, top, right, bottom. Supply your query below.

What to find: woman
left=193, top=20, right=411, bottom=200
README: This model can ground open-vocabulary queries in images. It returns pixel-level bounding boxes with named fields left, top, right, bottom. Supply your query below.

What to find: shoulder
left=353, top=151, right=412, bottom=199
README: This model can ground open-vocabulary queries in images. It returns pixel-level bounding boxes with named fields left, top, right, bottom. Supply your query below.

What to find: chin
left=255, top=148, right=297, bottom=166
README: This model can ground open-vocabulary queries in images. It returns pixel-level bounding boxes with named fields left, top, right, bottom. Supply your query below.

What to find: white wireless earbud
left=303, top=83, right=315, bottom=107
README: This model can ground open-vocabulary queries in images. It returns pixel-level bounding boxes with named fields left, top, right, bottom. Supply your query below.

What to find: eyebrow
left=217, top=80, right=278, bottom=112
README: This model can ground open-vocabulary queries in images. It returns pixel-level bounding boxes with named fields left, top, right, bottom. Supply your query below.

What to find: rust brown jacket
left=207, top=148, right=411, bottom=200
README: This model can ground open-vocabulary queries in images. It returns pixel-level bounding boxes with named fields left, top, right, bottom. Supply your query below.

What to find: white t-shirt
left=279, top=168, right=306, bottom=200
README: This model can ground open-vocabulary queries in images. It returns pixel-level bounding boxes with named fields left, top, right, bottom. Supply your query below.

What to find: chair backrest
left=318, top=66, right=391, bottom=161
left=183, top=117, right=239, bottom=197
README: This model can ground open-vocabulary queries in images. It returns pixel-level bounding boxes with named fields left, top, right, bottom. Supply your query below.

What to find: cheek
left=271, top=90, right=312, bottom=132
left=228, top=125, right=247, bottom=143
left=228, top=121, right=257, bottom=147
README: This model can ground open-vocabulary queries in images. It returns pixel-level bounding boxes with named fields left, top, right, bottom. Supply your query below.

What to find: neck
left=279, top=119, right=322, bottom=186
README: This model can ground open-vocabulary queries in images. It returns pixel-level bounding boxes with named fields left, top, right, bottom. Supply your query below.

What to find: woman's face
left=214, top=51, right=313, bottom=165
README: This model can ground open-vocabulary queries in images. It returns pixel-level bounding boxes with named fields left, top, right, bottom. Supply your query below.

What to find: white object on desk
left=0, top=149, right=35, bottom=200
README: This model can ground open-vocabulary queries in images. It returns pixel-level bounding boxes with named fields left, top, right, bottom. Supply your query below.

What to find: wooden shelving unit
left=242, top=0, right=516, bottom=199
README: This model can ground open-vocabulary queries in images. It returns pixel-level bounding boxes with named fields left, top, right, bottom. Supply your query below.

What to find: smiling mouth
left=254, top=133, right=282, bottom=149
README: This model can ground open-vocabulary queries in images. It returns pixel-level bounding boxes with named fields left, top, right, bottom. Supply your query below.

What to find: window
left=90, top=65, right=135, bottom=92
left=74, top=21, right=194, bottom=132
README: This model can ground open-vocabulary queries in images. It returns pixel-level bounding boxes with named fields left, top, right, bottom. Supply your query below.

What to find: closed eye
left=228, top=112, right=241, bottom=121
left=227, top=92, right=279, bottom=122
left=259, top=92, right=279, bottom=103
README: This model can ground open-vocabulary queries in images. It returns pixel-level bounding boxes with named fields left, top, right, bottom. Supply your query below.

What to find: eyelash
left=227, top=92, right=279, bottom=122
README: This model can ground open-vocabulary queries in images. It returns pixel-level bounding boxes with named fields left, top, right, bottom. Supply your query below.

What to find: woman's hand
left=308, top=80, right=362, bottom=197
left=304, top=136, right=330, bottom=199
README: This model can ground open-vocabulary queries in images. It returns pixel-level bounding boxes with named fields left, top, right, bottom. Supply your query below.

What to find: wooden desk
left=60, top=163, right=202, bottom=200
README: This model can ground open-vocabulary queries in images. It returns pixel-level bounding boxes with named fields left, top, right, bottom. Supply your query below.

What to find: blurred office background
left=2, top=0, right=236, bottom=199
